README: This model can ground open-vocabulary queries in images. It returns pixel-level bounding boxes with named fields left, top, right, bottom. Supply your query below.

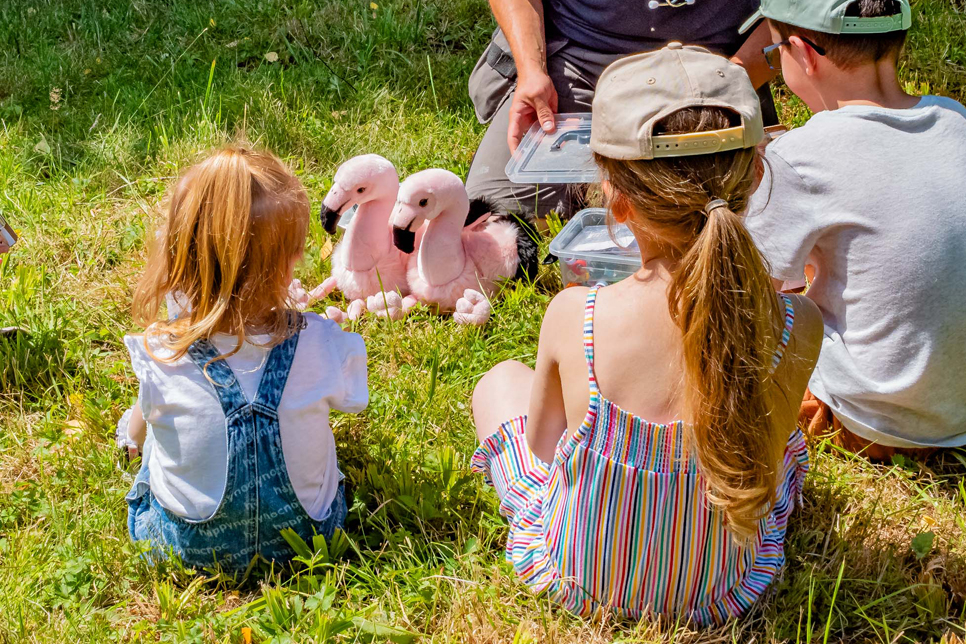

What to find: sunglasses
left=763, top=38, right=827, bottom=71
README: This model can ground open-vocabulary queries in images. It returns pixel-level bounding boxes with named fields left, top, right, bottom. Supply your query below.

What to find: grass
left=1, top=0, right=966, bottom=641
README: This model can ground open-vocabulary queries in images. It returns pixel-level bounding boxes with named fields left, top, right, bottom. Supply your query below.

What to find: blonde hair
left=595, top=107, right=784, bottom=539
left=133, top=145, right=310, bottom=362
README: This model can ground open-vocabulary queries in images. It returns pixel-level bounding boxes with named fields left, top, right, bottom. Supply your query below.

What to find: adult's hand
left=488, top=0, right=555, bottom=153
left=507, top=70, right=558, bottom=153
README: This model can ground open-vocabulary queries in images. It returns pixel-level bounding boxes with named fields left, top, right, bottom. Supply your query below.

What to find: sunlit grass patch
left=1, top=0, right=965, bottom=641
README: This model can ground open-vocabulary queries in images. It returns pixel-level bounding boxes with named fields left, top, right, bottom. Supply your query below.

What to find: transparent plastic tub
left=548, top=208, right=641, bottom=287
left=505, top=113, right=598, bottom=185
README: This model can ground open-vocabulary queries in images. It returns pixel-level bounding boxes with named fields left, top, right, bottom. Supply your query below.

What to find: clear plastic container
left=505, top=113, right=598, bottom=185
left=548, top=208, right=641, bottom=287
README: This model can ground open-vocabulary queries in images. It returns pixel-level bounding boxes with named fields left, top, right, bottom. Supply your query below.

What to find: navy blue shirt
left=545, top=0, right=761, bottom=56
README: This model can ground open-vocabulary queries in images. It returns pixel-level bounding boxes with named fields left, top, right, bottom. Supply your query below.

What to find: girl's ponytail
left=595, top=105, right=786, bottom=540
left=669, top=199, right=783, bottom=539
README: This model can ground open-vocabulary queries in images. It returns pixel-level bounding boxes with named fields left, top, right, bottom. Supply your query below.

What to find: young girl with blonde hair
left=471, top=44, right=823, bottom=623
left=124, top=146, right=367, bottom=571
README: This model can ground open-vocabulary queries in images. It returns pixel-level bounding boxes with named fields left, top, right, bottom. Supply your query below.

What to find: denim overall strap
left=252, top=331, right=299, bottom=413
left=244, top=327, right=339, bottom=560
left=185, top=339, right=250, bottom=417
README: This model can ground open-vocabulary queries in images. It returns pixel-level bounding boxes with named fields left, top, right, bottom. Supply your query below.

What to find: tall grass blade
left=204, top=58, right=217, bottom=111
left=823, top=560, right=846, bottom=644
left=426, top=56, right=439, bottom=112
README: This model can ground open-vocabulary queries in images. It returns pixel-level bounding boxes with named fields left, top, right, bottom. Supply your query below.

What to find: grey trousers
left=464, top=31, right=778, bottom=219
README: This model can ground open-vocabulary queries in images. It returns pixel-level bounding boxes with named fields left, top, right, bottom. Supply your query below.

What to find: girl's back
left=126, top=314, right=365, bottom=522
left=471, top=44, right=824, bottom=624
left=124, top=146, right=368, bottom=572
left=549, top=275, right=821, bottom=446
left=553, top=267, right=687, bottom=431
left=505, top=280, right=819, bottom=621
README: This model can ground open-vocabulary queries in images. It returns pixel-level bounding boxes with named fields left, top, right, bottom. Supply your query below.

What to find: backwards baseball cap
left=739, top=0, right=911, bottom=35
left=590, top=43, right=764, bottom=161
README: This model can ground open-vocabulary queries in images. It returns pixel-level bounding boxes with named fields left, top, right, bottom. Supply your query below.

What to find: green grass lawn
left=2, top=0, right=966, bottom=641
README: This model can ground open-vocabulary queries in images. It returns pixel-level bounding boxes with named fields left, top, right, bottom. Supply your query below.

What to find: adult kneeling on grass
left=465, top=0, right=780, bottom=220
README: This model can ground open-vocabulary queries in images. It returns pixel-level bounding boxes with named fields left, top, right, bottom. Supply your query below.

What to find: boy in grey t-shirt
left=740, top=0, right=966, bottom=457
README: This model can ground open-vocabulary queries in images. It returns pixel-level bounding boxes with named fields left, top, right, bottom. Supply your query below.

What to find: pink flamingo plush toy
left=387, top=169, right=538, bottom=325
left=315, top=154, right=410, bottom=320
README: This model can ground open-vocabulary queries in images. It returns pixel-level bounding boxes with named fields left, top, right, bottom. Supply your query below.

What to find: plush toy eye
left=419, top=198, right=428, bottom=207
left=357, top=186, right=366, bottom=193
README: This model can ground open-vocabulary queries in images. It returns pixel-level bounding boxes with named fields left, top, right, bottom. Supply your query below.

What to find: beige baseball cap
left=590, top=42, right=764, bottom=161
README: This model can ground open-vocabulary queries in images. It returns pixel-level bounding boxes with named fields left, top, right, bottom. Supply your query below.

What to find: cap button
left=667, top=41, right=683, bottom=50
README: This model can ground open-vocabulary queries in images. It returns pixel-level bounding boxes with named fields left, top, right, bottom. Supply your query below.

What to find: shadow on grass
left=750, top=441, right=966, bottom=642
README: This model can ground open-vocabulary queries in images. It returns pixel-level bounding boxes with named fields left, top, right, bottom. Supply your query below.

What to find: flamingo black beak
left=320, top=204, right=343, bottom=235
left=392, top=225, right=416, bottom=254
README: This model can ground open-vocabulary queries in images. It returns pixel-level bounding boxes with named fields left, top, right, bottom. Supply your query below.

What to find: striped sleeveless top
left=472, top=285, right=807, bottom=624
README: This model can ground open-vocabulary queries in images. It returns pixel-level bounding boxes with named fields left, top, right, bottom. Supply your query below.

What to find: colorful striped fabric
left=472, top=286, right=807, bottom=625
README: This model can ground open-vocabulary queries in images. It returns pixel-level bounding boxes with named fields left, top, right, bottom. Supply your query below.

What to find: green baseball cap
left=739, top=0, right=912, bottom=35
left=590, top=43, right=764, bottom=161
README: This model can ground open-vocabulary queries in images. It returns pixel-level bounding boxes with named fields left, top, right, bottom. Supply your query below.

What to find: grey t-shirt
left=745, top=96, right=966, bottom=448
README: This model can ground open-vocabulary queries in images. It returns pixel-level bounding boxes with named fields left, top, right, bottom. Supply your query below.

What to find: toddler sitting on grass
left=471, top=44, right=823, bottom=623
left=124, top=146, right=367, bottom=571
left=740, top=0, right=966, bottom=459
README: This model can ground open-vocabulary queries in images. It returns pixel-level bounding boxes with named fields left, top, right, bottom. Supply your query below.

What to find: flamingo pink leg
left=347, top=299, right=367, bottom=321
left=325, top=306, right=347, bottom=325
left=366, top=291, right=410, bottom=320
left=453, top=289, right=491, bottom=326
left=310, top=276, right=338, bottom=301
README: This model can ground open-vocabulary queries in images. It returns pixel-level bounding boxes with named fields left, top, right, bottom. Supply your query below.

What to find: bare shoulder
left=539, top=287, right=590, bottom=351
left=775, top=293, right=823, bottom=395
left=544, top=286, right=590, bottom=323
left=767, top=293, right=824, bottom=427
left=784, top=293, right=823, bottom=362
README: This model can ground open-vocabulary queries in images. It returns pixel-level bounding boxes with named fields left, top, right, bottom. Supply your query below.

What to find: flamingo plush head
left=320, top=154, right=399, bottom=234
left=390, top=169, right=469, bottom=253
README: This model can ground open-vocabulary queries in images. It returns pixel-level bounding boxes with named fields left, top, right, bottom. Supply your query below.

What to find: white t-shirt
left=745, top=96, right=966, bottom=448
left=125, top=313, right=367, bottom=520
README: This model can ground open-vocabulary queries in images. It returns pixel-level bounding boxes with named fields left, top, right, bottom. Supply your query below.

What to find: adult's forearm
left=489, top=0, right=548, bottom=76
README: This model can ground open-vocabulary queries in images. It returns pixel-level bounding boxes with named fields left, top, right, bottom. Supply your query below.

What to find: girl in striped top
left=471, top=45, right=824, bottom=625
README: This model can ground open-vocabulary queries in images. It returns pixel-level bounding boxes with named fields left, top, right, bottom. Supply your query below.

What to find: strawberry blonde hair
left=595, top=107, right=784, bottom=539
left=133, top=145, right=310, bottom=362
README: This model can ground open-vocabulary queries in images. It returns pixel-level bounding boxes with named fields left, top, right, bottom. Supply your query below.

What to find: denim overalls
left=126, top=327, right=347, bottom=571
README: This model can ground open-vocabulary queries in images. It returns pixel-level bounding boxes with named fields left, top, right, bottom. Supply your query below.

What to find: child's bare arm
left=128, top=401, right=147, bottom=448
left=525, top=295, right=575, bottom=463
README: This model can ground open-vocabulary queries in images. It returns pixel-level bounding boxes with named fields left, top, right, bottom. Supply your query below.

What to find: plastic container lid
left=505, top=113, right=598, bottom=185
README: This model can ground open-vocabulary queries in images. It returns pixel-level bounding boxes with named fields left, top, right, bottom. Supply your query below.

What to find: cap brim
left=738, top=9, right=763, bottom=35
